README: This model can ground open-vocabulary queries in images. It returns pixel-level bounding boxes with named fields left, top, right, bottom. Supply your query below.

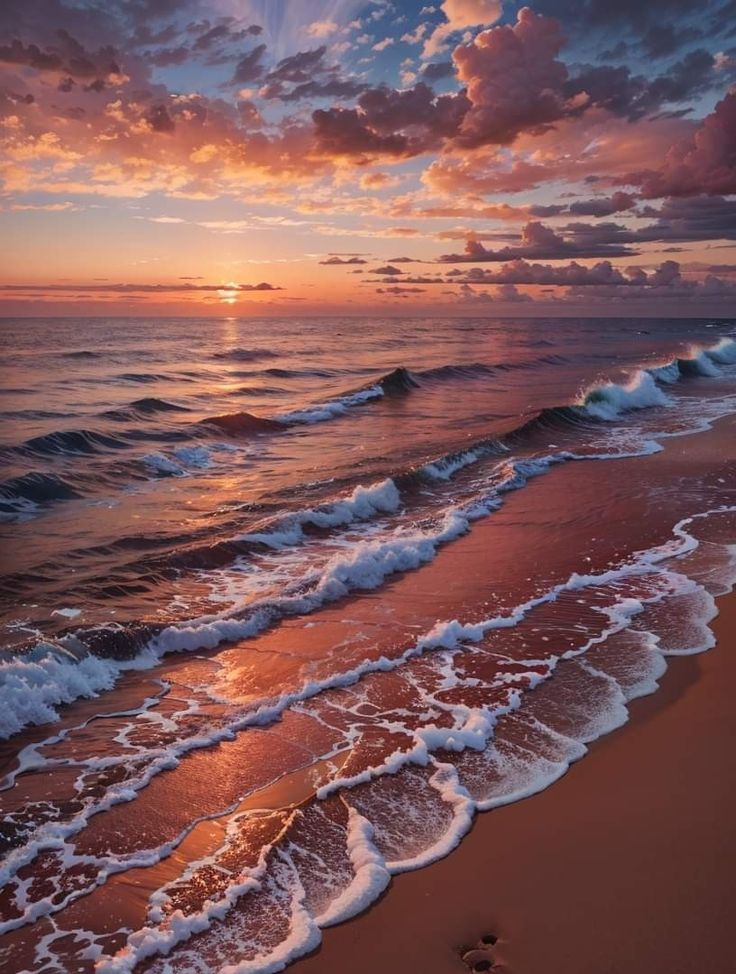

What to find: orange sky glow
left=1, top=0, right=734, bottom=317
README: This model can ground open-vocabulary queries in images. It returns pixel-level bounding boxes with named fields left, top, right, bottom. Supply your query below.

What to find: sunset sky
left=1, top=0, right=735, bottom=317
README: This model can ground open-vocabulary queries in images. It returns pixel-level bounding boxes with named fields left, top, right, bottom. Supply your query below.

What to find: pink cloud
left=635, top=89, right=736, bottom=197
left=452, top=8, right=579, bottom=147
left=439, top=220, right=636, bottom=261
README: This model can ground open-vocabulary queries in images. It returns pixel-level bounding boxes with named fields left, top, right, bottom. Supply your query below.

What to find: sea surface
left=0, top=315, right=735, bottom=973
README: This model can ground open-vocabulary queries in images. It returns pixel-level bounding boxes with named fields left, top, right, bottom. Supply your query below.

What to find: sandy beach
left=293, top=590, right=736, bottom=974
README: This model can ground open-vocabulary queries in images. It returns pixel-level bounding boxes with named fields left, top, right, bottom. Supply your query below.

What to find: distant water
left=0, top=316, right=734, bottom=972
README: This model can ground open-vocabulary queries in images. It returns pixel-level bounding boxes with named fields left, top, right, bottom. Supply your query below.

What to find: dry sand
left=292, top=591, right=736, bottom=974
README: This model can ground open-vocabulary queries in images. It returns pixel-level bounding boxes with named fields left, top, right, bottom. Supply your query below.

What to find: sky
left=1, top=0, right=735, bottom=317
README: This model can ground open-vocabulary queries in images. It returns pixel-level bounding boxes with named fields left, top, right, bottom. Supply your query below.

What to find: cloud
left=635, top=195, right=736, bottom=241
left=306, top=21, right=340, bottom=38
left=0, top=281, right=282, bottom=293
left=376, top=285, right=426, bottom=293
left=266, top=46, right=327, bottom=83
left=375, top=258, right=736, bottom=306
left=313, top=82, right=470, bottom=159
left=421, top=60, right=455, bottom=81
left=372, top=264, right=403, bottom=274
left=455, top=281, right=533, bottom=303
left=231, top=44, right=267, bottom=84
left=640, top=24, right=702, bottom=59
left=319, top=255, right=367, bottom=264
left=0, top=32, right=121, bottom=79
left=259, top=45, right=365, bottom=101
left=359, top=170, right=401, bottom=188
left=145, top=103, right=175, bottom=133
left=451, top=8, right=580, bottom=147
left=633, top=89, right=736, bottom=197
left=565, top=49, right=719, bottom=121
left=423, top=0, right=503, bottom=58
left=8, top=200, right=76, bottom=211
left=385, top=258, right=683, bottom=287
left=439, top=221, right=637, bottom=262
left=402, top=24, right=428, bottom=44
left=568, top=191, right=637, bottom=216
left=421, top=106, right=694, bottom=195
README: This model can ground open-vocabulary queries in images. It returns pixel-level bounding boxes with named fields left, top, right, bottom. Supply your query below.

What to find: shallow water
left=0, top=316, right=735, bottom=973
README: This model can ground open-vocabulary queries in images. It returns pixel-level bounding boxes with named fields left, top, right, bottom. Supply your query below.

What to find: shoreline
left=292, top=587, right=736, bottom=974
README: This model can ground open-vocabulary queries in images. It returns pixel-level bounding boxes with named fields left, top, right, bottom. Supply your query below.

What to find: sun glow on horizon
left=0, top=0, right=734, bottom=317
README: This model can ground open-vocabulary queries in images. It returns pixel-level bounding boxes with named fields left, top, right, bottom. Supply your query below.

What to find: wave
left=262, top=367, right=338, bottom=379
left=197, top=359, right=557, bottom=435
left=213, top=348, right=281, bottom=362
left=115, top=372, right=168, bottom=384
left=375, top=366, right=420, bottom=393
left=0, top=409, right=74, bottom=420
left=707, top=336, right=736, bottom=364
left=647, top=336, right=736, bottom=383
left=238, top=478, right=402, bottom=547
left=103, top=398, right=191, bottom=421
left=229, top=346, right=682, bottom=432
left=0, top=471, right=81, bottom=505
left=526, top=337, right=736, bottom=430
left=5, top=428, right=131, bottom=460
left=201, top=411, right=287, bottom=436
left=0, top=472, right=81, bottom=520
left=62, top=350, right=100, bottom=359
left=580, top=369, right=670, bottom=420
left=142, top=446, right=214, bottom=478
left=273, top=368, right=418, bottom=425
left=417, top=362, right=497, bottom=382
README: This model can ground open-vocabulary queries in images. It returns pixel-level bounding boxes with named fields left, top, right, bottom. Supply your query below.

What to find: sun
left=218, top=282, right=239, bottom=304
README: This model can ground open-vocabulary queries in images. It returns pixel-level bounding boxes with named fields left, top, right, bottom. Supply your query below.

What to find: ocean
left=0, top=315, right=735, bottom=972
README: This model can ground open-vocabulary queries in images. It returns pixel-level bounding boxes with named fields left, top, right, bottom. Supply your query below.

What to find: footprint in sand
left=461, top=933, right=499, bottom=971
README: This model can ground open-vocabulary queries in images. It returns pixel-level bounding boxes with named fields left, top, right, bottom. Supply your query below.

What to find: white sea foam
left=315, top=807, right=390, bottom=926
left=582, top=369, right=671, bottom=420
left=143, top=452, right=186, bottom=476
left=240, top=478, right=401, bottom=547
left=706, top=336, right=736, bottom=364
left=276, top=386, right=383, bottom=425
left=143, top=445, right=214, bottom=477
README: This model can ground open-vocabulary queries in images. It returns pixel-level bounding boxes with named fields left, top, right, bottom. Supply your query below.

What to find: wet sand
left=292, top=590, right=736, bottom=974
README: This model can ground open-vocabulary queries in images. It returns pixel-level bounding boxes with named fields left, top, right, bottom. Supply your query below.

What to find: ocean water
left=0, top=315, right=735, bottom=972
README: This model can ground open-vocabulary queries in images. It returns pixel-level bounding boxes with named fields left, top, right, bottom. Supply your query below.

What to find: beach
left=293, top=590, right=736, bottom=974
